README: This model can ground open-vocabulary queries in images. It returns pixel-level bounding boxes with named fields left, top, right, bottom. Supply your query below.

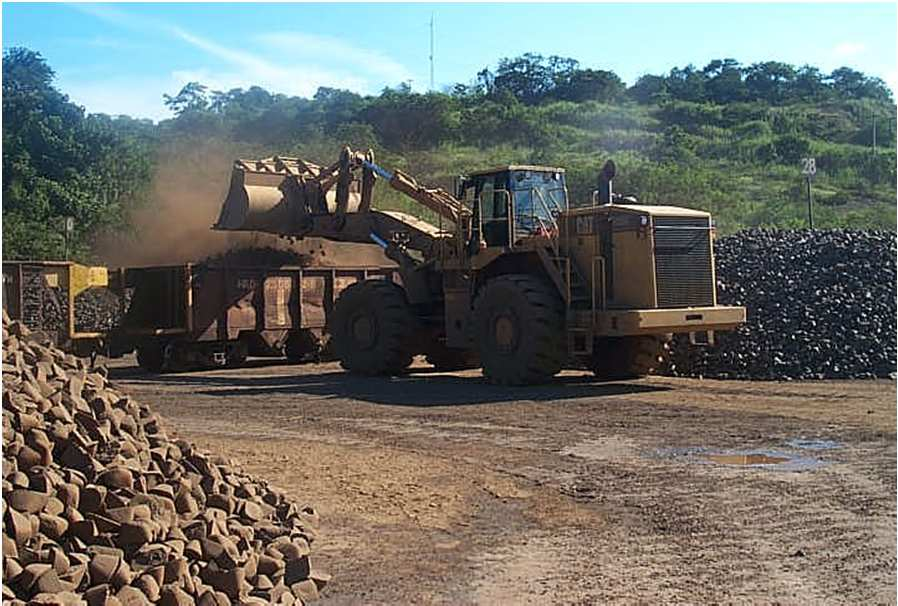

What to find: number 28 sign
left=801, top=157, right=816, bottom=177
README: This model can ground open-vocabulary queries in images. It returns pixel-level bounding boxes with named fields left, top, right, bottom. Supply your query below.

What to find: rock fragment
left=2, top=313, right=325, bottom=603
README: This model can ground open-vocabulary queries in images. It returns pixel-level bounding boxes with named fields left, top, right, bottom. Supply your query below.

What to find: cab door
left=478, top=174, right=511, bottom=248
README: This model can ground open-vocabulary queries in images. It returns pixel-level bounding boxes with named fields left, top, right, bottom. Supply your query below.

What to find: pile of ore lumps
left=201, top=248, right=311, bottom=269
left=21, top=270, right=67, bottom=338
left=2, top=311, right=328, bottom=605
left=74, top=289, right=126, bottom=334
left=21, top=270, right=123, bottom=337
left=662, top=229, right=897, bottom=380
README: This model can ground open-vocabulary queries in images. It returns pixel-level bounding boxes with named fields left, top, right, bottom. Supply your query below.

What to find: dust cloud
left=95, top=142, right=390, bottom=269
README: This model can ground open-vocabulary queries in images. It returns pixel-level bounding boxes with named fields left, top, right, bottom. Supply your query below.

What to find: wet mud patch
left=707, top=452, right=790, bottom=465
left=786, top=437, right=843, bottom=450
left=664, top=447, right=827, bottom=472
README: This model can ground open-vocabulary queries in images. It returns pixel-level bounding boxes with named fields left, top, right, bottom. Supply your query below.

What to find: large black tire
left=331, top=279, right=416, bottom=376
left=285, top=329, right=320, bottom=363
left=136, top=341, right=165, bottom=373
left=424, top=340, right=480, bottom=372
left=589, top=335, right=670, bottom=381
left=226, top=340, right=248, bottom=368
left=472, top=275, right=565, bottom=385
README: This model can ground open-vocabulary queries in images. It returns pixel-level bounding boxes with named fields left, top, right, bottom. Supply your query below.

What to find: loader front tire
left=331, top=279, right=416, bottom=376
left=589, top=335, right=670, bottom=381
left=472, top=275, right=565, bottom=385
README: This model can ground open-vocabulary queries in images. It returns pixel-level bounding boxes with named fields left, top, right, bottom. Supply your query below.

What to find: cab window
left=511, top=170, right=566, bottom=237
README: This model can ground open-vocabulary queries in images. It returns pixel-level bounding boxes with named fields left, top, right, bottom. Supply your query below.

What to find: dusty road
left=107, top=357, right=897, bottom=605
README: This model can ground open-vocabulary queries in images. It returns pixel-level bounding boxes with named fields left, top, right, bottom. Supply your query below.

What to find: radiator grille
left=653, top=216, right=714, bottom=308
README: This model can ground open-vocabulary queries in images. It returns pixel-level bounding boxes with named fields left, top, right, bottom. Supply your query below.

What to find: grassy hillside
left=354, top=99, right=895, bottom=234
left=3, top=49, right=895, bottom=261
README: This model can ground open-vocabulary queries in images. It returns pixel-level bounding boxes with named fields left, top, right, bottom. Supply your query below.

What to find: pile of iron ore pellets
left=21, top=269, right=67, bottom=337
left=74, top=289, right=126, bottom=334
left=21, top=273, right=122, bottom=337
left=2, top=311, right=328, bottom=605
left=662, top=229, right=897, bottom=380
left=201, top=247, right=311, bottom=268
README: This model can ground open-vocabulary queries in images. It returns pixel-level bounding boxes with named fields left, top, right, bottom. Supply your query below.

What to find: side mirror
left=601, top=159, right=616, bottom=181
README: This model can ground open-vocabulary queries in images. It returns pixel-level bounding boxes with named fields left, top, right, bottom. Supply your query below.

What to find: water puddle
left=785, top=438, right=842, bottom=451
left=653, top=446, right=827, bottom=472
left=702, top=449, right=824, bottom=471
left=707, top=453, right=790, bottom=466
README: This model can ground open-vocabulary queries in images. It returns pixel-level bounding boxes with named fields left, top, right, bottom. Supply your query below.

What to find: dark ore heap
left=661, top=229, right=897, bottom=380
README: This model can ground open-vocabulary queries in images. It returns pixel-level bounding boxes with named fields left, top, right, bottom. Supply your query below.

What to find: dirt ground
left=106, top=356, right=897, bottom=605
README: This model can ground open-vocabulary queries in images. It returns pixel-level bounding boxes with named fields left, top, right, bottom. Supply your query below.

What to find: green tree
left=745, top=61, right=796, bottom=103
left=489, top=53, right=555, bottom=104
left=554, top=69, right=624, bottom=103
left=703, top=59, right=747, bottom=104
left=2, top=48, right=154, bottom=259
left=163, top=82, right=210, bottom=116
left=792, top=65, right=828, bottom=100
left=829, top=67, right=893, bottom=102
left=665, top=65, right=707, bottom=103
left=628, top=74, right=668, bottom=104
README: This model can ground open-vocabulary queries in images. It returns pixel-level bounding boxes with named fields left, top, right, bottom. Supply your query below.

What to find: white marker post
left=63, top=216, right=75, bottom=260
left=800, top=158, right=816, bottom=229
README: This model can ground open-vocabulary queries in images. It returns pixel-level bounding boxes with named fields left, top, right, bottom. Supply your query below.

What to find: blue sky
left=3, top=3, right=896, bottom=121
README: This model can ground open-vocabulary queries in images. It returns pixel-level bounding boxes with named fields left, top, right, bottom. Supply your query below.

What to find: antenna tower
left=429, top=14, right=435, bottom=91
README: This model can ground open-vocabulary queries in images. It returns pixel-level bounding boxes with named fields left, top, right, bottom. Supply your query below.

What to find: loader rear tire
left=589, top=335, right=670, bottom=381
left=331, top=279, right=416, bottom=376
left=472, top=275, right=565, bottom=385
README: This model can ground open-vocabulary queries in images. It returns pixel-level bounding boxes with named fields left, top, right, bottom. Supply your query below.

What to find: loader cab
left=459, top=166, right=568, bottom=251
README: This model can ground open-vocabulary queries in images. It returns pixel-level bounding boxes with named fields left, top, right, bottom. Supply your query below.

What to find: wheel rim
left=493, top=313, right=518, bottom=353
left=350, top=313, right=377, bottom=349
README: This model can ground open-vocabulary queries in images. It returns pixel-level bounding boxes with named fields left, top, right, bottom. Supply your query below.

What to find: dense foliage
left=2, top=49, right=156, bottom=259
left=3, top=49, right=895, bottom=261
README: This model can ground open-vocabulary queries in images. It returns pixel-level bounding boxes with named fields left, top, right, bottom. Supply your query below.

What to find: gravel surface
left=663, top=229, right=897, bottom=380
left=106, top=357, right=896, bottom=604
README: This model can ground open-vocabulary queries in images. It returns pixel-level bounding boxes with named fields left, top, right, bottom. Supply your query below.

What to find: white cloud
left=256, top=32, right=412, bottom=86
left=57, top=35, right=147, bottom=51
left=169, top=69, right=365, bottom=99
left=58, top=74, right=174, bottom=122
left=166, top=28, right=373, bottom=97
left=885, top=69, right=898, bottom=98
left=69, top=4, right=413, bottom=119
left=832, top=42, right=867, bottom=58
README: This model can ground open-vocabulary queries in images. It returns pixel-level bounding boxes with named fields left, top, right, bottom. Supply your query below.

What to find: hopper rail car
left=3, top=260, right=397, bottom=372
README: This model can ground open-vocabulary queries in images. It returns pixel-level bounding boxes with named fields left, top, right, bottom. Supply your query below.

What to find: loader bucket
left=214, top=164, right=292, bottom=233
left=215, top=157, right=363, bottom=235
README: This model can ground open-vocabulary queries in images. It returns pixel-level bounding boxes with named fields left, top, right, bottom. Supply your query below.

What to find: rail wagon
left=110, top=263, right=398, bottom=372
left=2, top=261, right=112, bottom=357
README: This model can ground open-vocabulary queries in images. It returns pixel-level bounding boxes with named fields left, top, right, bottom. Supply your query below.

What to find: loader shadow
left=105, top=357, right=304, bottom=379
left=109, top=365, right=670, bottom=406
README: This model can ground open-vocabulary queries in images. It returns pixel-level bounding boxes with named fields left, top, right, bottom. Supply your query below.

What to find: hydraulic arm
left=214, top=146, right=465, bottom=258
